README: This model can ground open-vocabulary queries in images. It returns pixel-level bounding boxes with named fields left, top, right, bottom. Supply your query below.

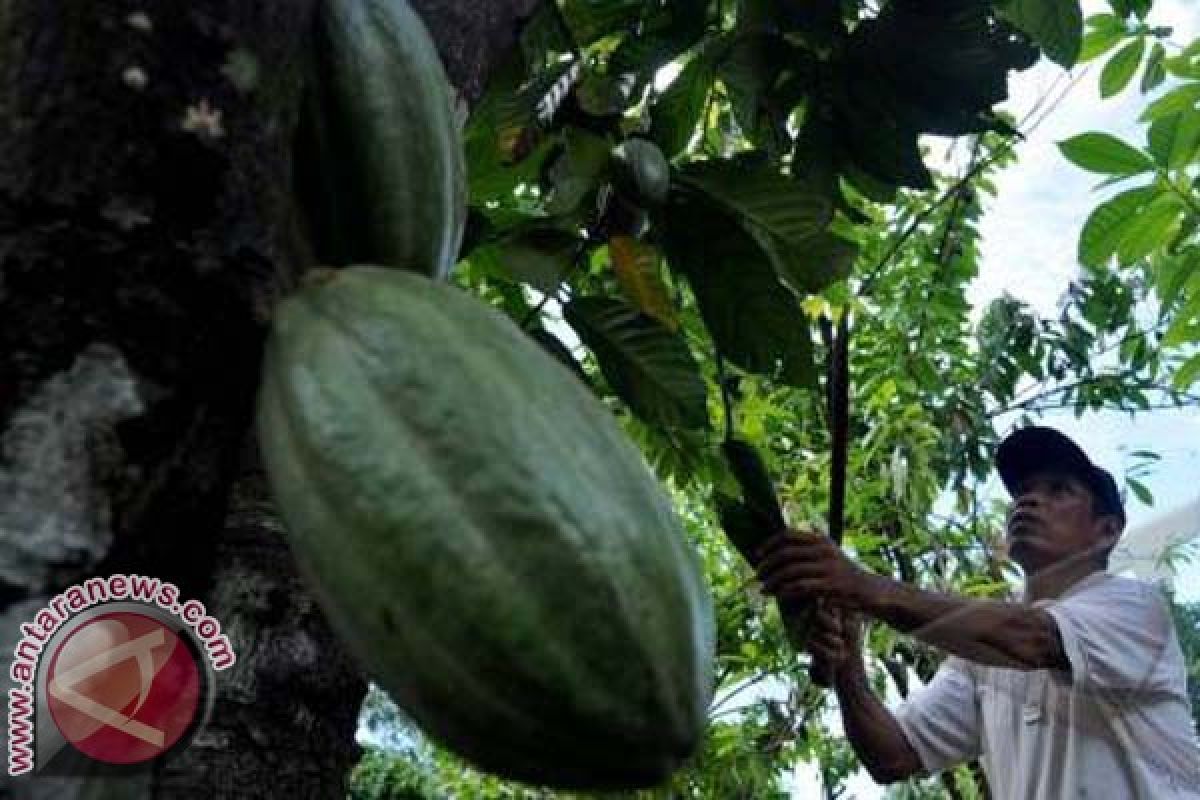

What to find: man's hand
left=808, top=605, right=862, bottom=671
left=754, top=529, right=875, bottom=609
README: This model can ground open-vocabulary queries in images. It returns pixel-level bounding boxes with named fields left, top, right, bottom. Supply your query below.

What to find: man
left=756, top=426, right=1200, bottom=798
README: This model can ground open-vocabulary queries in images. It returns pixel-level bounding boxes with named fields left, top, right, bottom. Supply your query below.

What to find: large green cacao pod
left=295, top=0, right=466, bottom=279
left=257, top=267, right=715, bottom=789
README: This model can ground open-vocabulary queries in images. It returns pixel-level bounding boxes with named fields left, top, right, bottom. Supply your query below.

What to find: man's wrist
left=832, top=653, right=868, bottom=693
left=849, top=570, right=890, bottom=614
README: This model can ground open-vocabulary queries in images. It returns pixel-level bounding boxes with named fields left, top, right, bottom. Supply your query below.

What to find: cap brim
left=996, top=427, right=1095, bottom=498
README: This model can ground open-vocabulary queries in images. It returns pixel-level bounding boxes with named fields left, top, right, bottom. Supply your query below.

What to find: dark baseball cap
left=996, top=426, right=1126, bottom=528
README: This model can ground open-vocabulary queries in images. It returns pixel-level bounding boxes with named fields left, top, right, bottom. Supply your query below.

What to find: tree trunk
left=0, top=1, right=538, bottom=796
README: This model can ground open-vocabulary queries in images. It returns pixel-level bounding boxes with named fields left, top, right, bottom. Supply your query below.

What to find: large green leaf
left=470, top=228, right=580, bottom=292
left=773, top=232, right=860, bottom=295
left=1148, top=113, right=1200, bottom=170
left=677, top=157, right=852, bottom=293
left=609, top=236, right=677, bottom=329
left=1100, top=37, right=1145, bottom=97
left=1174, top=353, right=1200, bottom=389
left=545, top=127, right=613, bottom=214
left=1058, top=132, right=1154, bottom=175
left=1139, top=83, right=1200, bottom=123
left=1154, top=246, right=1200, bottom=314
left=564, top=296, right=709, bottom=430
left=1163, top=291, right=1200, bottom=346
left=1079, top=28, right=1126, bottom=63
left=650, top=37, right=734, bottom=158
left=558, top=0, right=644, bottom=45
left=676, top=157, right=834, bottom=231
left=1115, top=194, right=1184, bottom=265
left=716, top=33, right=802, bottom=153
left=832, top=75, right=933, bottom=189
left=1004, top=0, right=1084, bottom=68
left=1077, top=185, right=1157, bottom=268
left=663, top=199, right=817, bottom=387
left=829, top=0, right=1034, bottom=191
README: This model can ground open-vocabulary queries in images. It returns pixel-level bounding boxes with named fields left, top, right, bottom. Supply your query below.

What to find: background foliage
left=352, top=0, right=1199, bottom=796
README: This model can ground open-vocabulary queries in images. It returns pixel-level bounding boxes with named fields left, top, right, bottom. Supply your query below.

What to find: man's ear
left=1096, top=515, right=1122, bottom=559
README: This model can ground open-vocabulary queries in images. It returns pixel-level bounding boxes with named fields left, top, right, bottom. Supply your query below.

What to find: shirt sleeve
left=892, top=657, right=981, bottom=775
left=1042, top=576, right=1177, bottom=695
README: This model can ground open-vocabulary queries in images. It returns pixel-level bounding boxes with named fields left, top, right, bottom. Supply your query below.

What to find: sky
left=792, top=1, right=1200, bottom=795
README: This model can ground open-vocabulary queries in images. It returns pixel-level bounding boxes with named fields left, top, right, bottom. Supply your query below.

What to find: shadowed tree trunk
left=0, top=1, right=537, bottom=797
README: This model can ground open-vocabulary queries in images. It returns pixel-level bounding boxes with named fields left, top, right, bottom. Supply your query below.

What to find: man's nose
left=1011, top=493, right=1042, bottom=514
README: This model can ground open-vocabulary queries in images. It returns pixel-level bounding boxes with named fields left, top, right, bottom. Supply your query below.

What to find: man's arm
left=756, top=532, right=1070, bottom=671
left=861, top=573, right=1069, bottom=671
left=806, top=607, right=924, bottom=784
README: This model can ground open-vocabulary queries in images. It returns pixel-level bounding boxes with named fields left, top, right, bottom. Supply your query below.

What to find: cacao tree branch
left=987, top=373, right=1200, bottom=418
left=809, top=312, right=850, bottom=689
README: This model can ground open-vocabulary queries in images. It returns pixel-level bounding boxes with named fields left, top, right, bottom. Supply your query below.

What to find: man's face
left=1005, top=468, right=1118, bottom=573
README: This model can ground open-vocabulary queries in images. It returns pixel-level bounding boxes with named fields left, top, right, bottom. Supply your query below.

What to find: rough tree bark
left=0, top=1, right=538, bottom=798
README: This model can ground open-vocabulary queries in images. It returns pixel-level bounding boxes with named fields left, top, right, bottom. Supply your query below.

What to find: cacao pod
left=295, top=0, right=466, bottom=279
left=257, top=267, right=715, bottom=789
left=613, top=138, right=671, bottom=206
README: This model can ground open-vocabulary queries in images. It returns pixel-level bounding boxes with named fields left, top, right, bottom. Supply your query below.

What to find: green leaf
left=608, top=236, right=677, bottom=329
left=1127, top=476, right=1154, bottom=505
left=470, top=228, right=580, bottom=292
left=773, top=233, right=860, bottom=295
left=675, top=156, right=837, bottom=290
left=1085, top=13, right=1124, bottom=34
left=663, top=199, right=817, bottom=387
left=1139, top=83, right=1200, bottom=123
left=1115, top=194, right=1183, bottom=265
left=1147, top=113, right=1200, bottom=170
left=1077, top=185, right=1157, bottom=268
left=1057, top=132, right=1154, bottom=175
left=1141, top=41, right=1167, bottom=92
left=650, top=38, right=732, bottom=158
left=1154, top=247, right=1199, bottom=312
left=564, top=296, right=709, bottom=430
left=1163, top=291, right=1200, bottom=346
left=1100, top=37, right=1145, bottom=97
left=1004, top=0, right=1084, bottom=68
left=558, top=0, right=643, bottom=45
left=716, top=33, right=801, bottom=152
left=545, top=127, right=612, bottom=214
left=1079, top=28, right=1125, bottom=63
left=1174, top=353, right=1200, bottom=389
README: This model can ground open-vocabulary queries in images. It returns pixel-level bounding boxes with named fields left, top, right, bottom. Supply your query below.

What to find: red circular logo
left=46, top=612, right=202, bottom=765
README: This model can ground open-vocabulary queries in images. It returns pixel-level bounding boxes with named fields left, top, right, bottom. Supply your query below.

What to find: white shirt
left=893, top=572, right=1200, bottom=798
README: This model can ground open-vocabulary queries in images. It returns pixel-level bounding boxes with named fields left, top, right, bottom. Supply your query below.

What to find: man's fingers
left=755, top=541, right=829, bottom=581
left=808, top=636, right=845, bottom=664
left=762, top=578, right=826, bottom=603
left=814, top=604, right=841, bottom=631
left=752, top=529, right=825, bottom=563
left=760, top=565, right=824, bottom=595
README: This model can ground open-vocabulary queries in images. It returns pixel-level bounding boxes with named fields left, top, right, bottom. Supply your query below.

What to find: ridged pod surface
left=257, top=267, right=715, bottom=789
left=296, top=0, right=466, bottom=279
